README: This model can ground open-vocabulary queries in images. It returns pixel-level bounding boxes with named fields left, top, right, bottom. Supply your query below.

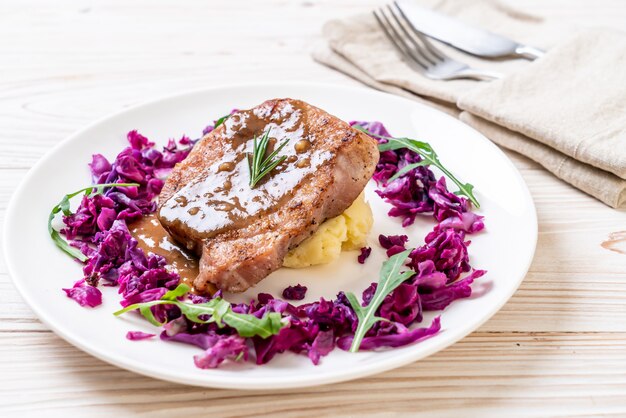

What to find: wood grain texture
left=1, top=0, right=626, bottom=416
left=2, top=331, right=626, bottom=417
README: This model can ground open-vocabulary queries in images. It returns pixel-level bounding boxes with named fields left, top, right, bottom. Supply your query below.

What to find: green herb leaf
left=346, top=249, right=415, bottom=352
left=140, top=302, right=165, bottom=326
left=48, top=182, right=140, bottom=262
left=114, top=283, right=285, bottom=339
left=162, top=283, right=191, bottom=300
left=213, top=114, right=231, bottom=128
left=247, top=128, right=290, bottom=188
left=355, top=126, right=480, bottom=208
left=387, top=161, right=429, bottom=182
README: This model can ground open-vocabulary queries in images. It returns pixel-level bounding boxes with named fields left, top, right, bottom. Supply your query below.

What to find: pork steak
left=158, top=98, right=379, bottom=293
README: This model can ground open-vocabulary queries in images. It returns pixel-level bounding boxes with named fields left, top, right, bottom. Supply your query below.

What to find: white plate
left=3, top=83, right=537, bottom=389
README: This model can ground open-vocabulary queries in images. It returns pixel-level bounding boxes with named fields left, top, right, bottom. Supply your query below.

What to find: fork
left=374, top=4, right=502, bottom=81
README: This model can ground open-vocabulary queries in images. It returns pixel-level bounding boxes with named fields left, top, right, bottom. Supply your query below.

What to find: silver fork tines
left=374, top=3, right=502, bottom=81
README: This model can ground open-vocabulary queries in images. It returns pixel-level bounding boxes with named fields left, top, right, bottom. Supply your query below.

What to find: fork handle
left=515, top=45, right=545, bottom=60
left=454, top=68, right=503, bottom=81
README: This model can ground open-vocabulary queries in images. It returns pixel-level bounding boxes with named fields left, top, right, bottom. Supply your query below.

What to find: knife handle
left=515, top=45, right=545, bottom=60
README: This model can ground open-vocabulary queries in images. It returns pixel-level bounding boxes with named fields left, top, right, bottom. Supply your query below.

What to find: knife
left=394, top=0, right=545, bottom=60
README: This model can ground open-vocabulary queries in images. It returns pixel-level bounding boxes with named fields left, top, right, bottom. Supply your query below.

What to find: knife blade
left=394, top=0, right=545, bottom=60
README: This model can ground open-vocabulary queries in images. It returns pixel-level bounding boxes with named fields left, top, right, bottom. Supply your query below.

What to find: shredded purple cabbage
left=61, top=132, right=193, bottom=309
left=193, top=335, right=249, bottom=369
left=409, top=228, right=471, bottom=282
left=379, top=234, right=409, bottom=257
left=337, top=316, right=441, bottom=350
left=282, top=284, right=308, bottom=301
left=126, top=331, right=156, bottom=341
left=62, top=279, right=102, bottom=307
left=357, top=247, right=372, bottom=264
left=64, top=131, right=192, bottom=242
left=60, top=117, right=487, bottom=369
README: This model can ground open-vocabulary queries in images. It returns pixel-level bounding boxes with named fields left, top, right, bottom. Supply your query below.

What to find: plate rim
left=2, top=81, right=538, bottom=389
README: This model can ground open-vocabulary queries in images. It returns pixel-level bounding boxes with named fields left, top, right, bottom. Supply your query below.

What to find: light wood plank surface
left=1, top=0, right=625, bottom=416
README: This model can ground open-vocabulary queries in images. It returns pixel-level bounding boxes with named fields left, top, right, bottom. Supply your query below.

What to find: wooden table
left=1, top=1, right=625, bottom=416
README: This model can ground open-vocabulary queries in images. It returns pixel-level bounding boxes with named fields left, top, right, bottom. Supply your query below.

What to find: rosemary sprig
left=355, top=126, right=480, bottom=208
left=48, top=182, right=139, bottom=262
left=247, top=128, right=290, bottom=188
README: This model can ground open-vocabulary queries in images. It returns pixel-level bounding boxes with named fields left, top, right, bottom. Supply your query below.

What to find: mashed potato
left=283, top=192, right=373, bottom=268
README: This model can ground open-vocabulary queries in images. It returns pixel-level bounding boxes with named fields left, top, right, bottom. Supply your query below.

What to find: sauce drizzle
left=129, top=214, right=215, bottom=294
left=159, top=101, right=331, bottom=239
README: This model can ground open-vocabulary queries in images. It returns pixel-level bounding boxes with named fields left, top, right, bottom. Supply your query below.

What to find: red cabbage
left=350, top=120, right=392, bottom=138
left=161, top=330, right=224, bottom=350
left=63, top=194, right=116, bottom=240
left=308, top=330, right=335, bottom=365
left=378, top=234, right=409, bottom=257
left=421, top=269, right=486, bottom=311
left=126, top=331, right=156, bottom=341
left=294, top=295, right=357, bottom=335
left=357, top=246, right=372, bottom=264
left=408, top=228, right=471, bottom=282
left=429, top=177, right=469, bottom=223
left=352, top=120, right=436, bottom=227
left=193, top=335, right=249, bottom=369
left=253, top=319, right=320, bottom=365
left=337, top=316, right=440, bottom=350
left=282, top=284, right=308, bottom=301
left=412, top=260, right=448, bottom=289
left=428, top=211, right=485, bottom=239
left=62, top=280, right=102, bottom=307
left=64, top=131, right=193, bottom=241
left=379, top=283, right=422, bottom=326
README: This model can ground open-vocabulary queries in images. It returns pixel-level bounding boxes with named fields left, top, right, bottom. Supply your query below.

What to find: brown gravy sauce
left=158, top=101, right=331, bottom=239
left=129, top=214, right=215, bottom=295
left=601, top=230, right=626, bottom=255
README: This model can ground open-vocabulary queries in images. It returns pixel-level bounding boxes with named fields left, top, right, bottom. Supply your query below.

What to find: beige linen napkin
left=457, top=29, right=626, bottom=179
left=460, top=113, right=626, bottom=208
left=313, top=0, right=626, bottom=208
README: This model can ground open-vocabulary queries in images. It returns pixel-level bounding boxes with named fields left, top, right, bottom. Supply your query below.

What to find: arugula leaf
left=387, top=161, right=429, bottom=182
left=213, top=114, right=231, bottom=128
left=355, top=126, right=480, bottom=208
left=48, top=182, right=139, bottom=262
left=162, top=283, right=190, bottom=301
left=346, top=249, right=415, bottom=352
left=114, top=283, right=285, bottom=338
